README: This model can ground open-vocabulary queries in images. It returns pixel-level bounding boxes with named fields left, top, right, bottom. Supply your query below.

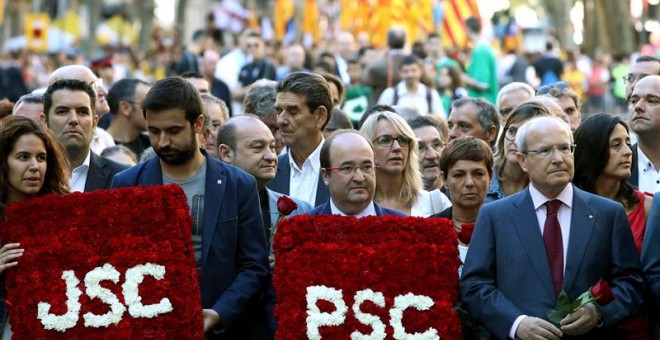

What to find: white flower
left=83, top=263, right=127, bottom=327
left=351, top=289, right=386, bottom=340
left=389, top=293, right=439, bottom=340
left=37, top=270, right=82, bottom=332
left=306, top=285, right=348, bottom=339
left=122, top=263, right=173, bottom=318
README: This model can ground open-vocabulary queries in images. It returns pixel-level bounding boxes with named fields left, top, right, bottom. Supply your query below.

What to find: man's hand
left=560, top=302, right=599, bottom=336
left=515, top=316, right=562, bottom=340
left=202, top=309, right=221, bottom=333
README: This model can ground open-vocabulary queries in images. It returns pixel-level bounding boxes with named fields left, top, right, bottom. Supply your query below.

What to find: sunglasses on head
left=536, top=81, right=568, bottom=95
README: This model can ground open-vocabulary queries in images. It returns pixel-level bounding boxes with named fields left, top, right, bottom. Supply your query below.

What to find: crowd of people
left=1, top=14, right=660, bottom=339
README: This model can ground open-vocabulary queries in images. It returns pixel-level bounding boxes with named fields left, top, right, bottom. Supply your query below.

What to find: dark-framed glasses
left=525, top=144, right=576, bottom=158
left=504, top=127, right=518, bottom=141
left=373, top=135, right=411, bottom=148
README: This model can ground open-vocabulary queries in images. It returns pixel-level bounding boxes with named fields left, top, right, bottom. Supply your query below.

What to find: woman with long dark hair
left=573, top=113, right=651, bottom=339
left=0, top=116, right=70, bottom=337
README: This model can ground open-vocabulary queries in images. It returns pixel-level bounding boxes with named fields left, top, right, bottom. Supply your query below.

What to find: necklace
left=452, top=215, right=476, bottom=223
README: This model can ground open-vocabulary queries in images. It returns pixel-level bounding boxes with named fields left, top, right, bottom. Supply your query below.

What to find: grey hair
left=200, top=93, right=229, bottom=122
left=14, top=93, right=44, bottom=109
left=243, top=79, right=278, bottom=118
left=495, top=82, right=535, bottom=113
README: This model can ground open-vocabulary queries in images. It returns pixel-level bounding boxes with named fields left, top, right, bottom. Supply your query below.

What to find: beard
left=154, top=132, right=198, bottom=165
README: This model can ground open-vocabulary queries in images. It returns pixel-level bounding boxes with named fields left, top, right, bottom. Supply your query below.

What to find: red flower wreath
left=273, top=215, right=461, bottom=339
left=1, top=185, right=203, bottom=339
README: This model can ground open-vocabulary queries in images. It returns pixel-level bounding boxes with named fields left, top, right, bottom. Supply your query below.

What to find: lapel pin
left=588, top=215, right=593, bottom=220
left=217, top=180, right=222, bottom=184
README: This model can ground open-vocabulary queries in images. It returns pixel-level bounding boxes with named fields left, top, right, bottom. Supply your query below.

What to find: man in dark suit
left=461, top=116, right=643, bottom=339
left=111, top=77, right=269, bottom=338
left=363, top=26, right=407, bottom=101
left=642, top=192, right=660, bottom=334
left=268, top=72, right=332, bottom=207
left=306, top=130, right=403, bottom=216
left=43, top=79, right=127, bottom=192
left=628, top=75, right=660, bottom=193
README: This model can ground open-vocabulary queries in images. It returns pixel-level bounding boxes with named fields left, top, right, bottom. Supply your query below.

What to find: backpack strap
left=393, top=85, right=399, bottom=105
left=426, top=86, right=433, bottom=114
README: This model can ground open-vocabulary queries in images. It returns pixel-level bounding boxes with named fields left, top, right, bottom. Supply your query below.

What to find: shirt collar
left=330, top=199, right=377, bottom=217
left=396, top=81, right=426, bottom=96
left=637, top=146, right=656, bottom=173
left=288, top=137, right=324, bottom=172
left=72, top=151, right=92, bottom=173
left=529, top=183, right=573, bottom=210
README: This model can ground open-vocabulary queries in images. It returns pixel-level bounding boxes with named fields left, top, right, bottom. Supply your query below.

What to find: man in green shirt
left=464, top=17, right=499, bottom=104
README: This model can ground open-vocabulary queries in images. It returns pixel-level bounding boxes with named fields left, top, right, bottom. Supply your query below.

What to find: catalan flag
left=441, top=0, right=480, bottom=49
left=274, top=0, right=295, bottom=41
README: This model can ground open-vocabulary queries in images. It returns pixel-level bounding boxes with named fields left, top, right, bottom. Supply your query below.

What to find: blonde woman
left=359, top=111, right=450, bottom=216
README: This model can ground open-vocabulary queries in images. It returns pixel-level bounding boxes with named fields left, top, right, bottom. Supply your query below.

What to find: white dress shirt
left=330, top=199, right=377, bottom=217
left=288, top=139, right=323, bottom=206
left=377, top=81, right=446, bottom=118
left=637, top=147, right=660, bottom=194
left=70, top=151, right=91, bottom=193
left=509, top=183, right=574, bottom=339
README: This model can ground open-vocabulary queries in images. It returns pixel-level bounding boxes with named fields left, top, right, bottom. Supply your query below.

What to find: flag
left=441, top=0, right=480, bottom=49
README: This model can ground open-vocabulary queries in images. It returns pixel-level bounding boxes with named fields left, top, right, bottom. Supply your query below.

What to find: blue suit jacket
left=305, top=200, right=406, bottom=216
left=267, top=153, right=330, bottom=206
left=460, top=185, right=644, bottom=339
left=642, top=192, right=660, bottom=305
left=111, top=152, right=269, bottom=337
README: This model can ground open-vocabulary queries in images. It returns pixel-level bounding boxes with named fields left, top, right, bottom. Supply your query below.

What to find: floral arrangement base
left=1, top=185, right=203, bottom=339
left=273, top=215, right=461, bottom=339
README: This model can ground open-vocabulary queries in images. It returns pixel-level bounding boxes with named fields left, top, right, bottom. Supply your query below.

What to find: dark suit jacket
left=267, top=153, right=329, bottom=207
left=84, top=153, right=129, bottom=192
left=305, top=200, right=405, bottom=216
left=363, top=51, right=407, bottom=101
left=111, top=152, right=269, bottom=337
left=460, top=185, right=644, bottom=339
left=642, top=192, right=660, bottom=305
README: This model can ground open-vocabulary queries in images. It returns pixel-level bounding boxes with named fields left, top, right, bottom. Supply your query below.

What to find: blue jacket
left=111, top=152, right=269, bottom=337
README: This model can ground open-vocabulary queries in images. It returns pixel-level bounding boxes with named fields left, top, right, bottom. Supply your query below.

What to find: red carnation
left=458, top=223, right=475, bottom=245
left=277, top=195, right=298, bottom=216
left=591, top=279, right=614, bottom=306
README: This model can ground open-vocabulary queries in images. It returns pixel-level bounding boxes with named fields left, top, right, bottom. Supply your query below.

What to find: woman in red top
left=573, top=113, right=652, bottom=339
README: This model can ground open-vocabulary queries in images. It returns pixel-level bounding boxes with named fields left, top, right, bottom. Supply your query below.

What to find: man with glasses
left=461, top=116, right=643, bottom=339
left=625, top=56, right=660, bottom=97
left=106, top=78, right=152, bottom=158
left=307, top=130, right=404, bottom=216
left=269, top=72, right=332, bottom=207
left=408, top=116, right=448, bottom=193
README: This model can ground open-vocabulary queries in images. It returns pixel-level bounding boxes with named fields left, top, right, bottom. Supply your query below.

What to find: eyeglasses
left=325, top=164, right=375, bottom=176
left=504, top=127, right=518, bottom=141
left=536, top=81, right=568, bottom=95
left=418, top=140, right=444, bottom=153
left=623, top=73, right=649, bottom=85
left=373, top=135, right=411, bottom=148
left=524, top=144, right=576, bottom=158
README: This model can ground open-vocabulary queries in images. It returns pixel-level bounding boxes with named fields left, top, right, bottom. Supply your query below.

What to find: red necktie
left=544, top=200, right=563, bottom=295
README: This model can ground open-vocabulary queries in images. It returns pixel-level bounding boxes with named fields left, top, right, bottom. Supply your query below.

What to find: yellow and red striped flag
left=441, top=0, right=480, bottom=49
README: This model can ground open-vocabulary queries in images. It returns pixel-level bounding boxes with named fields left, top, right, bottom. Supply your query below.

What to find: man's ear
left=321, top=168, right=330, bottom=186
left=486, top=125, right=498, bottom=144
left=118, top=101, right=132, bottom=117
left=194, top=114, right=205, bottom=134
left=218, top=144, right=233, bottom=163
left=315, top=106, right=328, bottom=131
left=516, top=152, right=528, bottom=173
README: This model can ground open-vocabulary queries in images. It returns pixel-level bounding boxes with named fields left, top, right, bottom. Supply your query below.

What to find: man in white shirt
left=460, top=116, right=643, bottom=339
left=629, top=75, right=660, bottom=193
left=268, top=72, right=332, bottom=207
left=306, top=131, right=404, bottom=216
left=378, top=55, right=445, bottom=118
left=44, top=79, right=127, bottom=192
